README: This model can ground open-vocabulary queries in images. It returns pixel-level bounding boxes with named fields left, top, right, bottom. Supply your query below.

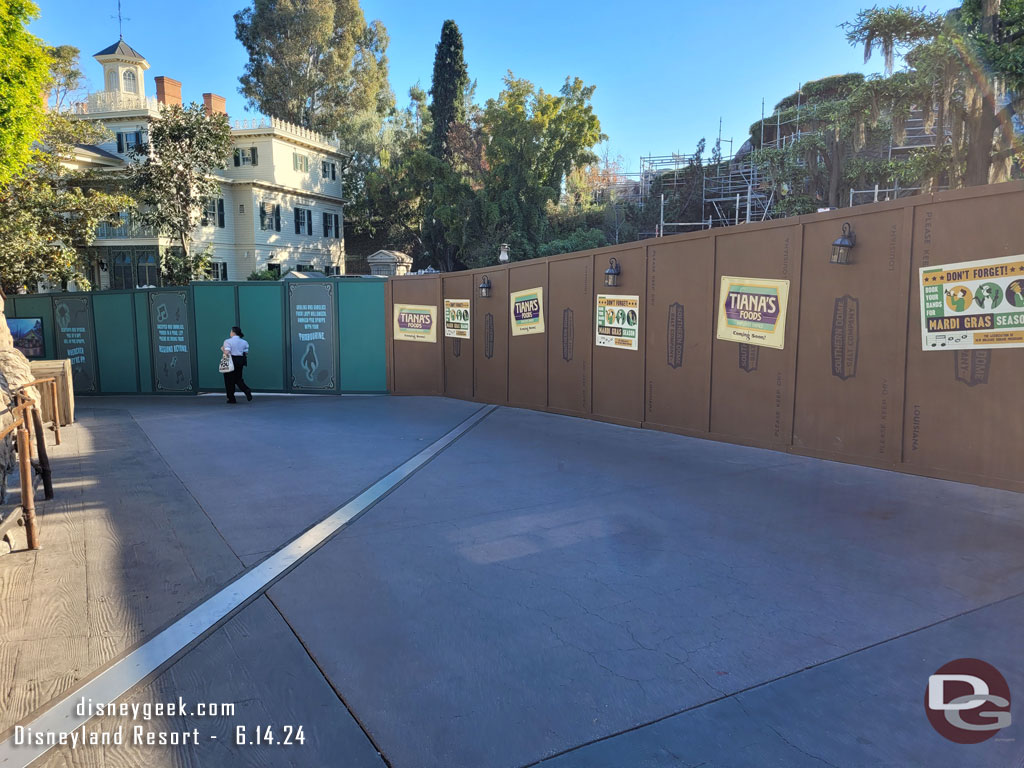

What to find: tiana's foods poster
left=716, top=277, right=790, bottom=350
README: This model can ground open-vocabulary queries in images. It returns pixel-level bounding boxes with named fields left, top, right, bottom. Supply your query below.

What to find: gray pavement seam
left=520, top=587, right=1024, bottom=768
left=125, top=407, right=248, bottom=565
left=0, top=404, right=498, bottom=768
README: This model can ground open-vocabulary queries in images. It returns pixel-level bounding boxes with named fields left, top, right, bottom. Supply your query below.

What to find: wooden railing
left=0, top=402, right=41, bottom=550
left=14, top=378, right=61, bottom=447
left=0, top=377, right=62, bottom=551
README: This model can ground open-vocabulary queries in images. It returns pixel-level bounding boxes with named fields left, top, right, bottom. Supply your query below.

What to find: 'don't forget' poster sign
left=510, top=287, right=545, bottom=336
left=920, top=255, right=1024, bottom=350
left=716, top=277, right=790, bottom=350
left=595, top=294, right=640, bottom=350
left=394, top=304, right=437, bottom=343
left=444, top=298, right=471, bottom=339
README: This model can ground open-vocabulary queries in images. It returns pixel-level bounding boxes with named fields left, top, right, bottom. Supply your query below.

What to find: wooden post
left=31, top=406, right=53, bottom=500
left=49, top=379, right=61, bottom=445
left=17, top=415, right=39, bottom=550
left=20, top=395, right=36, bottom=461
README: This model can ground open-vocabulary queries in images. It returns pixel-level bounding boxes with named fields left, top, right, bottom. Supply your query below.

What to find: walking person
left=221, top=326, right=253, bottom=404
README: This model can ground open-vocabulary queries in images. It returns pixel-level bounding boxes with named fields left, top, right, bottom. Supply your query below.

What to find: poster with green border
left=595, top=294, right=640, bottom=350
left=394, top=303, right=437, bottom=343
left=920, top=254, right=1024, bottom=350
left=510, top=287, right=545, bottom=337
left=444, top=298, right=471, bottom=339
left=716, top=276, right=790, bottom=350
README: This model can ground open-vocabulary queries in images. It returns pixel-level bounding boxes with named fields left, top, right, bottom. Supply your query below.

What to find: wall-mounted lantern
left=830, top=222, right=856, bottom=265
left=604, top=257, right=621, bottom=287
left=478, top=275, right=492, bottom=298
left=498, top=243, right=510, bottom=263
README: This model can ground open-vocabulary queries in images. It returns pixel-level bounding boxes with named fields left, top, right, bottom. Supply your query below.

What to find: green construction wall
left=238, top=283, right=286, bottom=391
left=193, top=284, right=239, bottom=391
left=93, top=292, right=139, bottom=393
left=5, top=279, right=388, bottom=396
left=135, top=294, right=153, bottom=392
left=339, top=280, right=387, bottom=393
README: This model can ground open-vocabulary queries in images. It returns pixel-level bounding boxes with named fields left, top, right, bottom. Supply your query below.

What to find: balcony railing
left=75, top=91, right=160, bottom=115
left=96, top=213, right=156, bottom=239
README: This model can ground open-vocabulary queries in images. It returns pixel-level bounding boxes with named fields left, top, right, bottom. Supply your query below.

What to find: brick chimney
left=154, top=76, right=182, bottom=107
left=202, top=93, right=227, bottom=117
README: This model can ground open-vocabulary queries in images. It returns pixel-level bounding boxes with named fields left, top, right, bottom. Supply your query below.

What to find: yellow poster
left=393, top=303, right=437, bottom=343
left=920, top=254, right=1024, bottom=350
left=510, top=287, right=545, bottom=336
left=716, top=276, right=790, bottom=349
left=444, top=299, right=471, bottom=339
left=595, top=294, right=640, bottom=350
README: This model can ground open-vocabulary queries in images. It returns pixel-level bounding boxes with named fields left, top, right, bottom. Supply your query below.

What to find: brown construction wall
left=901, top=186, right=1024, bottom=488
left=389, top=276, right=443, bottom=395
left=385, top=181, right=1024, bottom=493
left=645, top=236, right=715, bottom=435
left=508, top=261, right=549, bottom=410
left=442, top=274, right=474, bottom=400
left=473, top=269, right=509, bottom=404
left=547, top=255, right=593, bottom=417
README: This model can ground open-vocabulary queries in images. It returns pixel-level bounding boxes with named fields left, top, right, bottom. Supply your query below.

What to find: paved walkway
left=0, top=395, right=1022, bottom=767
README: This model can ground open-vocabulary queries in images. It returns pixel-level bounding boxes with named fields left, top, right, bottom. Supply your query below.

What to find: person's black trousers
left=223, top=356, right=252, bottom=402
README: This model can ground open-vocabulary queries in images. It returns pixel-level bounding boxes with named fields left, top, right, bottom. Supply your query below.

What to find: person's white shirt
left=223, top=336, right=249, bottom=356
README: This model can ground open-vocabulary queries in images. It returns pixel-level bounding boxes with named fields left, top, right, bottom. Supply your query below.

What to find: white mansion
left=71, top=39, right=346, bottom=289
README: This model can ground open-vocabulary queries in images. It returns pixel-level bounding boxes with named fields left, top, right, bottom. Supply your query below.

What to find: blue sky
left=32, top=0, right=960, bottom=172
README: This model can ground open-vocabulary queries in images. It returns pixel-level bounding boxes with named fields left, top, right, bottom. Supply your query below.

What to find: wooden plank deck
left=0, top=408, right=244, bottom=736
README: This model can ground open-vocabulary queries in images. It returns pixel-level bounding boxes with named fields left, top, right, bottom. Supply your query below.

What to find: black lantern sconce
left=604, top=257, right=621, bottom=288
left=478, top=274, right=492, bottom=298
left=830, top=222, right=856, bottom=265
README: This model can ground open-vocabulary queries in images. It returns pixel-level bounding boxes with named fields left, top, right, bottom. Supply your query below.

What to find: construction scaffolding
left=590, top=83, right=980, bottom=238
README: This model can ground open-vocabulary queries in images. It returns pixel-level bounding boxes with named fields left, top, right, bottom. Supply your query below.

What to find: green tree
left=128, top=103, right=233, bottom=285
left=844, top=1, right=1023, bottom=186
left=0, top=47, right=132, bottom=293
left=45, top=43, right=84, bottom=111
left=234, top=0, right=392, bottom=133
left=357, top=87, right=434, bottom=258
left=468, top=73, right=604, bottom=267
left=233, top=0, right=394, bottom=200
left=0, top=0, right=51, bottom=187
left=428, top=20, right=469, bottom=160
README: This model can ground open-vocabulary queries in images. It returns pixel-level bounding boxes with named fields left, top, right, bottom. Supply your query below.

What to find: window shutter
left=259, top=203, right=266, bottom=230
left=117, top=133, right=124, bottom=153
left=135, top=131, right=143, bottom=148
left=217, top=198, right=225, bottom=228
left=274, top=205, right=281, bottom=231
left=306, top=209, right=313, bottom=234
left=293, top=153, right=298, bottom=171
left=294, top=208, right=301, bottom=234
left=234, top=149, right=241, bottom=167
left=334, top=214, right=340, bottom=239
left=251, top=147, right=258, bottom=166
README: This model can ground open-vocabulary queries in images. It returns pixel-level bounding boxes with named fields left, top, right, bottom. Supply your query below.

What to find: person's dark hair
left=231, top=326, right=244, bottom=338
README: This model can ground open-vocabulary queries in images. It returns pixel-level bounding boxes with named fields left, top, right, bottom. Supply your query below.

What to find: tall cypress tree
left=428, top=20, right=469, bottom=160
